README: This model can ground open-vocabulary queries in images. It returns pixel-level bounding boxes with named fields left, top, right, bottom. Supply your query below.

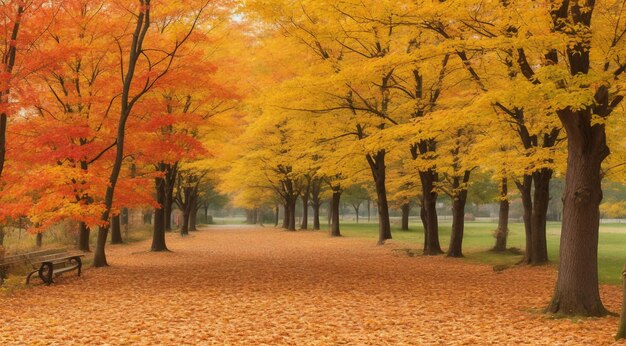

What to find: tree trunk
left=77, top=222, right=90, bottom=252
left=301, top=194, right=309, bottom=230
left=35, top=233, right=42, bottom=248
left=330, top=187, right=342, bottom=237
left=300, top=178, right=311, bottom=230
left=110, top=214, right=123, bottom=244
left=546, top=110, right=608, bottom=316
left=0, top=226, right=4, bottom=246
left=310, top=179, right=322, bottom=230
left=282, top=203, right=289, bottom=229
left=420, top=170, right=443, bottom=255
left=517, top=175, right=533, bottom=263
left=530, top=169, right=551, bottom=264
left=189, top=195, right=197, bottom=231
left=180, top=209, right=190, bottom=236
left=401, top=203, right=410, bottom=231
left=288, top=197, right=297, bottom=231
left=367, top=199, right=371, bottom=222
left=151, top=177, right=168, bottom=251
left=180, top=185, right=194, bottom=236
left=351, top=204, right=361, bottom=224
left=447, top=173, right=470, bottom=257
left=493, top=178, right=510, bottom=252
left=328, top=198, right=332, bottom=226
left=190, top=209, right=197, bottom=230
left=0, top=113, right=6, bottom=180
left=366, top=150, right=392, bottom=245
left=93, top=226, right=109, bottom=267
left=312, top=202, right=320, bottom=230
left=164, top=164, right=177, bottom=232
left=164, top=195, right=173, bottom=231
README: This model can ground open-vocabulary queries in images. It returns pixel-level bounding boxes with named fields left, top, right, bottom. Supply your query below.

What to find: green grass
left=335, top=219, right=626, bottom=285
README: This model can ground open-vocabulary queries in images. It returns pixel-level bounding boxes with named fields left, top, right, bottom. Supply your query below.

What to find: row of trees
left=220, top=0, right=626, bottom=317
left=0, top=1, right=241, bottom=265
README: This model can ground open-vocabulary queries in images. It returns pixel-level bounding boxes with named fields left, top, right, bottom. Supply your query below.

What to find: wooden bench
left=0, top=248, right=84, bottom=286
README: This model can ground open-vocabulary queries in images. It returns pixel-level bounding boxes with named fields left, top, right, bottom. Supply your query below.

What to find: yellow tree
left=248, top=0, right=436, bottom=245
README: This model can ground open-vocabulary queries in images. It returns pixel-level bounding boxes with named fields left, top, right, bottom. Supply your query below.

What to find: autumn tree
left=540, top=0, right=626, bottom=316
left=93, top=0, right=212, bottom=267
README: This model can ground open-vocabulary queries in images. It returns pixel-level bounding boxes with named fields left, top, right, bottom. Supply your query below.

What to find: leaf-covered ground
left=1, top=226, right=624, bottom=345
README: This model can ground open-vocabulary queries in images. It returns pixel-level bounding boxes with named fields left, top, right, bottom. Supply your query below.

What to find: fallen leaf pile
left=0, top=226, right=624, bottom=345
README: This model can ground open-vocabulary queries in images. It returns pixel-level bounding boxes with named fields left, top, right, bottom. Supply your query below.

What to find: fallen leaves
left=0, top=227, right=624, bottom=345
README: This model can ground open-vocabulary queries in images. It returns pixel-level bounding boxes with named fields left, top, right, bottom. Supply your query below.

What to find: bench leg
left=26, top=269, right=38, bottom=284
left=75, top=257, right=82, bottom=277
left=38, top=263, right=53, bottom=285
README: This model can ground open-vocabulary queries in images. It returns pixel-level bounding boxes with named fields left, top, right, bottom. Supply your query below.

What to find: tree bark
left=310, top=179, right=322, bottom=230
left=35, top=233, right=42, bottom=248
left=312, top=202, right=321, bottom=230
left=301, top=194, right=309, bottom=230
left=546, top=109, right=609, bottom=316
left=189, top=194, right=197, bottom=231
left=493, top=178, right=510, bottom=252
left=93, top=226, right=109, bottom=267
left=330, top=187, right=342, bottom=237
left=110, top=214, right=123, bottom=244
left=164, top=194, right=173, bottom=231
left=300, top=178, right=310, bottom=230
left=411, top=141, right=442, bottom=255
left=366, top=150, right=392, bottom=245
left=447, top=172, right=470, bottom=257
left=0, top=226, right=4, bottom=246
left=77, top=222, right=90, bottom=252
left=401, top=203, right=410, bottom=231
left=288, top=197, right=297, bottom=231
left=530, top=169, right=551, bottom=264
left=282, top=203, right=289, bottom=229
left=151, top=176, right=168, bottom=251
left=350, top=203, right=361, bottom=224
left=420, top=170, right=443, bottom=255
left=517, top=175, right=533, bottom=263
left=164, top=164, right=177, bottom=232
left=180, top=208, right=190, bottom=236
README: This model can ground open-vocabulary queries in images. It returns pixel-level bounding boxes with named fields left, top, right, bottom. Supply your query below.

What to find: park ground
left=1, top=225, right=626, bottom=345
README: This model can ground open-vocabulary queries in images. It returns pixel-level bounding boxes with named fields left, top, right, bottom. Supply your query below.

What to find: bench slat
left=53, top=265, right=80, bottom=275
left=33, top=253, right=83, bottom=263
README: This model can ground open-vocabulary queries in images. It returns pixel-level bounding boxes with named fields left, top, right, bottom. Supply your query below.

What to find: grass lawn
left=335, top=219, right=626, bottom=285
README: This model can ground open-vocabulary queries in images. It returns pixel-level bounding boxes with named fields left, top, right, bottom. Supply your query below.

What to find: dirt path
left=0, top=227, right=623, bottom=345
